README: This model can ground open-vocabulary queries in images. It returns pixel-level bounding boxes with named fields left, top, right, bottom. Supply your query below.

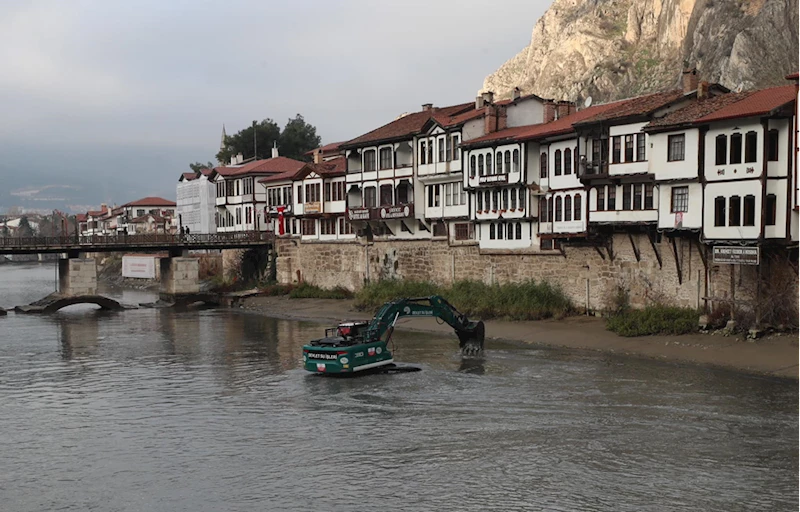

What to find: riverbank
left=240, top=295, right=799, bottom=379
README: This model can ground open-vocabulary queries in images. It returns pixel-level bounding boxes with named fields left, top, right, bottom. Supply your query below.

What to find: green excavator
left=302, top=295, right=485, bottom=374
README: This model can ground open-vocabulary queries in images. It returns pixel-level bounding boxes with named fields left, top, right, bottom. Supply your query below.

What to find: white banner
left=122, top=255, right=158, bottom=279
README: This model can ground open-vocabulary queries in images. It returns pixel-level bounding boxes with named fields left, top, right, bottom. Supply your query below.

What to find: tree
left=17, top=216, right=34, bottom=238
left=216, top=119, right=280, bottom=165
left=278, top=114, right=321, bottom=161
left=189, top=161, right=215, bottom=172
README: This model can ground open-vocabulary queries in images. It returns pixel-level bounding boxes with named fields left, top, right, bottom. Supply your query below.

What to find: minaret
left=217, top=124, right=227, bottom=166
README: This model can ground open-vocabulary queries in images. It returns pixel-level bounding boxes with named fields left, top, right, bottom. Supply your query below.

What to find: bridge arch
left=15, top=295, right=124, bottom=314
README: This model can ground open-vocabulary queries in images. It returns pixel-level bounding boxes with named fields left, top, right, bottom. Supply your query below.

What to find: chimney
left=422, top=103, right=433, bottom=112
left=475, top=95, right=485, bottom=109
left=682, top=67, right=698, bottom=93
left=497, top=106, right=507, bottom=131
left=482, top=91, right=494, bottom=106
left=556, top=101, right=574, bottom=119
left=313, top=148, right=322, bottom=164
left=544, top=101, right=557, bottom=123
left=512, top=87, right=521, bottom=101
left=271, top=142, right=279, bottom=159
left=484, top=105, right=497, bottom=134
left=697, top=81, right=710, bottom=100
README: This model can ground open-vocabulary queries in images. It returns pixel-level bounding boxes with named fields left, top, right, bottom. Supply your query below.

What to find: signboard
left=478, top=174, right=509, bottom=185
left=674, top=211, right=683, bottom=228
left=304, top=202, right=321, bottom=214
left=712, top=246, right=760, bottom=265
left=122, top=255, right=159, bottom=279
left=380, top=205, right=412, bottom=219
left=347, top=208, right=371, bottom=221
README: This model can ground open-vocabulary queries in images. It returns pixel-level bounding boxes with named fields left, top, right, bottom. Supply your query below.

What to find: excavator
left=302, top=295, right=485, bottom=374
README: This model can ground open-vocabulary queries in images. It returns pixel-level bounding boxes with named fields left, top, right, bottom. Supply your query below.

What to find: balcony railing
left=0, top=232, right=273, bottom=250
left=578, top=160, right=609, bottom=181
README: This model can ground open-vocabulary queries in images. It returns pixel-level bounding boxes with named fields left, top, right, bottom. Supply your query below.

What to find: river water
left=0, top=262, right=796, bottom=511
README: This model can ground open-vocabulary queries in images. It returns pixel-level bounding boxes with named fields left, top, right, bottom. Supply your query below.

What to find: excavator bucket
left=457, top=320, right=485, bottom=356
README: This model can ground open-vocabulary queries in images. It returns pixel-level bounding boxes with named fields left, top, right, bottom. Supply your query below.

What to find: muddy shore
left=239, top=295, right=799, bottom=379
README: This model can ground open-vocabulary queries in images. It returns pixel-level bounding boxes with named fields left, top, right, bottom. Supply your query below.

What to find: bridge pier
left=58, top=258, right=97, bottom=296
left=160, top=257, right=200, bottom=295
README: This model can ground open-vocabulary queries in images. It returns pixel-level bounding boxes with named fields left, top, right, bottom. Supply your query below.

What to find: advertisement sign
left=712, top=246, right=759, bottom=265
left=478, top=174, right=509, bottom=185
left=122, top=255, right=159, bottom=279
left=304, top=202, right=321, bottom=214
left=380, top=205, right=412, bottom=219
left=347, top=208, right=371, bottom=221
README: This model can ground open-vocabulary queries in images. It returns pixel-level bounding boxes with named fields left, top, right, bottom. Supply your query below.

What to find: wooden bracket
left=593, top=244, right=606, bottom=260
left=628, top=233, right=641, bottom=262
left=670, top=237, right=683, bottom=285
left=647, top=231, right=663, bottom=268
left=605, top=237, right=615, bottom=261
left=694, top=237, right=708, bottom=271
left=558, top=243, right=567, bottom=258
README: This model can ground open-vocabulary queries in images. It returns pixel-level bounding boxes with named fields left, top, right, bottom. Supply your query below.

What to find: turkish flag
left=277, top=206, right=285, bottom=235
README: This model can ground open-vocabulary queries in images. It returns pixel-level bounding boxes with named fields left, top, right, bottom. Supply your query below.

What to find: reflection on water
left=0, top=263, right=797, bottom=511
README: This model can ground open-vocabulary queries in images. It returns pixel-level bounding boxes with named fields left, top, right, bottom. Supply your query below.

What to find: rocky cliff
left=482, top=0, right=798, bottom=103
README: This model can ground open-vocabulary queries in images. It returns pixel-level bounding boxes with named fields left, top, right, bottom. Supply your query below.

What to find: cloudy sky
left=0, top=0, right=549, bottom=212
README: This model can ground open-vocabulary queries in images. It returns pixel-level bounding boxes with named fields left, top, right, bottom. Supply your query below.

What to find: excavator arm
left=364, top=296, right=485, bottom=355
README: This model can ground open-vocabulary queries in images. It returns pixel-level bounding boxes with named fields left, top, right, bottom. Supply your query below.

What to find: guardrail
left=0, top=231, right=274, bottom=248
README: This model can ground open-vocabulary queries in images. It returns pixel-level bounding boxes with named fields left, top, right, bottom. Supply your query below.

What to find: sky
left=0, top=0, right=550, bottom=213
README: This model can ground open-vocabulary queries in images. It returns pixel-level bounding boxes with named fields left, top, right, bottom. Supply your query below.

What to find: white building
left=177, top=168, right=216, bottom=234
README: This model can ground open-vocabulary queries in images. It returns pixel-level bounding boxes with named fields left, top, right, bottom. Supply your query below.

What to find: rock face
left=482, top=0, right=798, bottom=103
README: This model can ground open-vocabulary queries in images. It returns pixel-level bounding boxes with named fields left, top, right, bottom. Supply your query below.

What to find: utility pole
left=253, top=120, right=258, bottom=159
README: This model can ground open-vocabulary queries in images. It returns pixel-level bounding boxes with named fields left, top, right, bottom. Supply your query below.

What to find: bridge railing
left=0, top=231, right=274, bottom=248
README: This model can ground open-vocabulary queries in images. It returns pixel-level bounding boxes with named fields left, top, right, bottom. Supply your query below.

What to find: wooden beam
left=605, top=237, right=615, bottom=261
left=558, top=243, right=567, bottom=258
left=647, top=231, right=663, bottom=268
left=628, top=233, right=641, bottom=262
left=671, top=237, right=683, bottom=285
left=694, top=237, right=708, bottom=271
left=593, top=244, right=606, bottom=260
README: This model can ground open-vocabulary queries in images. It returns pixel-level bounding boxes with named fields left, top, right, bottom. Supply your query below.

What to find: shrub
left=288, top=283, right=353, bottom=300
left=606, top=305, right=699, bottom=337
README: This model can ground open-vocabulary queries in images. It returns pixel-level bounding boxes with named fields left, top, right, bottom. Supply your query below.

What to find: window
left=364, top=186, right=376, bottom=207
left=513, top=149, right=520, bottom=172
left=510, top=188, right=517, bottom=210
left=497, top=222, right=503, bottom=240
left=460, top=187, right=466, bottom=205
left=767, top=129, right=779, bottom=161
left=478, top=154, right=484, bottom=176
left=540, top=197, right=549, bottom=220
left=338, top=217, right=354, bottom=235
left=715, top=135, right=727, bottom=165
left=633, top=184, right=643, bottom=210
left=470, top=155, right=476, bottom=177
left=644, top=184, right=654, bottom=209
left=564, top=195, right=572, bottom=221
left=729, top=195, right=741, bottom=226
left=427, top=139, right=433, bottom=164
left=519, top=188, right=525, bottom=211
left=235, top=207, right=242, bottom=224
left=744, top=131, right=757, bottom=163
left=438, top=137, right=446, bottom=163
left=612, top=136, right=621, bottom=164
left=454, top=223, right=473, bottom=240
left=607, top=186, right=616, bottom=210
left=235, top=180, right=240, bottom=196
left=622, top=184, right=632, bottom=210
left=554, top=150, right=562, bottom=175
left=419, top=141, right=427, bottom=165
left=625, top=135, right=634, bottom=162
left=496, top=152, right=503, bottom=173
left=427, top=185, right=440, bottom=208
left=364, top=150, right=377, bottom=171
left=379, top=147, right=393, bottom=169
left=477, top=192, right=483, bottom=212
left=540, top=153, right=548, bottom=178
left=486, top=154, right=493, bottom=175
left=729, top=133, right=742, bottom=164
left=320, top=218, right=336, bottom=235
left=668, top=134, right=685, bottom=161
left=636, top=133, right=646, bottom=161
left=516, top=222, right=522, bottom=240
left=714, top=196, right=726, bottom=226
left=564, top=148, right=572, bottom=175
left=452, top=134, right=460, bottom=160
left=445, top=184, right=452, bottom=206
left=324, top=182, right=331, bottom=202
left=597, top=186, right=605, bottom=211
left=301, top=219, right=316, bottom=236
left=296, top=185, right=303, bottom=203
left=446, top=136, right=452, bottom=162
left=555, top=196, right=563, bottom=222
left=505, top=151, right=511, bottom=174
left=136, top=209, right=145, bottom=217
left=492, top=190, right=499, bottom=211
left=397, top=182, right=410, bottom=204
left=547, top=197, right=553, bottom=222
left=380, top=184, right=393, bottom=206
left=332, top=181, right=345, bottom=201
left=502, top=189, right=509, bottom=210
left=743, top=195, right=756, bottom=226
left=305, top=183, right=321, bottom=203
left=671, top=186, right=688, bottom=213
left=489, top=224, right=496, bottom=239
left=484, top=191, right=490, bottom=211
left=765, top=194, right=777, bottom=226
left=574, top=194, right=582, bottom=221
left=591, top=139, right=602, bottom=166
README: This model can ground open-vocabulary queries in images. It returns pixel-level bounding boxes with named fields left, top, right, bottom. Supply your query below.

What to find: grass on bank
left=605, top=305, right=699, bottom=337
left=353, top=279, right=574, bottom=321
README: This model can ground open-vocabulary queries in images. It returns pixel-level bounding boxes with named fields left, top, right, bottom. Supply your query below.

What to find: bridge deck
left=0, top=233, right=274, bottom=255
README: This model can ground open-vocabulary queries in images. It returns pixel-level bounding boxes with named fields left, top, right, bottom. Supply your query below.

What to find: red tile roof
left=342, top=102, right=473, bottom=147
left=573, top=89, right=686, bottom=125
left=463, top=100, right=624, bottom=146
left=305, top=141, right=344, bottom=156
left=786, top=72, right=799, bottom=80
left=180, top=172, right=197, bottom=181
left=75, top=213, right=87, bottom=222
left=124, top=196, right=176, bottom=207
left=214, top=156, right=307, bottom=177
left=258, top=156, right=346, bottom=185
left=645, top=92, right=754, bottom=130
left=694, top=85, right=797, bottom=123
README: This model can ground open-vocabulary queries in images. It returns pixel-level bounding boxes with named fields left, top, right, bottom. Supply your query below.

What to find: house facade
left=177, top=168, right=216, bottom=234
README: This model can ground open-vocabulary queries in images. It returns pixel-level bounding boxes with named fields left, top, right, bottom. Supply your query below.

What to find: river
left=0, top=262, right=796, bottom=511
